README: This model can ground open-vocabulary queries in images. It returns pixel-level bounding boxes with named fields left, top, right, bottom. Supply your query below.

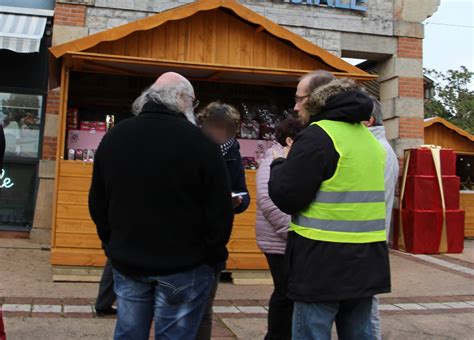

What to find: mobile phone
left=232, top=192, right=248, bottom=198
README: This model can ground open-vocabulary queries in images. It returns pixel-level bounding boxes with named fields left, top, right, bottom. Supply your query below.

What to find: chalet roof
left=424, top=117, right=474, bottom=143
left=49, top=0, right=374, bottom=82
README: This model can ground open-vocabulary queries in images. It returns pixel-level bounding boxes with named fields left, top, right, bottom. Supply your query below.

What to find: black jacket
left=269, top=86, right=391, bottom=302
left=89, top=102, right=234, bottom=277
left=225, top=142, right=250, bottom=214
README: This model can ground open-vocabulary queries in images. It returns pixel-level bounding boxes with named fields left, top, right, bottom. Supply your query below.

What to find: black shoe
left=95, top=307, right=117, bottom=317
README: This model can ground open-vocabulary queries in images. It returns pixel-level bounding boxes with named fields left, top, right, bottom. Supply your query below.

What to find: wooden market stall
left=424, top=117, right=474, bottom=237
left=48, top=0, right=375, bottom=281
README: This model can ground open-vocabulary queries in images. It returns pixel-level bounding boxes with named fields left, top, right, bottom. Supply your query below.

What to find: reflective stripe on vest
left=292, top=215, right=386, bottom=232
left=290, top=120, right=387, bottom=244
left=315, top=190, right=385, bottom=203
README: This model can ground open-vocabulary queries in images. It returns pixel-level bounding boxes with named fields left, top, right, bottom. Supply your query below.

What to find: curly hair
left=197, top=102, right=241, bottom=136
left=275, top=117, right=304, bottom=147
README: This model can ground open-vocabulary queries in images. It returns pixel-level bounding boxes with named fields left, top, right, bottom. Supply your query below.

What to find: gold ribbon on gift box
left=398, top=145, right=448, bottom=253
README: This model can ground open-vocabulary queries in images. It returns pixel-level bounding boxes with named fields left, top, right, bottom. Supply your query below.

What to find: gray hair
left=371, top=97, right=384, bottom=126
left=300, top=70, right=336, bottom=95
left=131, top=81, right=193, bottom=117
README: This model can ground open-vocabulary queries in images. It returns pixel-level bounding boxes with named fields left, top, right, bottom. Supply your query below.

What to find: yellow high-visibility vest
left=290, top=120, right=387, bottom=244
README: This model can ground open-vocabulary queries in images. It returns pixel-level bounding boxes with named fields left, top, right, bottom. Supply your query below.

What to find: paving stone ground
left=1, top=239, right=473, bottom=339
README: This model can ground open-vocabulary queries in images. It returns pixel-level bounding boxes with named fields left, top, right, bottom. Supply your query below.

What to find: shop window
left=0, top=162, right=37, bottom=228
left=0, top=92, right=43, bottom=159
left=457, top=154, right=473, bottom=191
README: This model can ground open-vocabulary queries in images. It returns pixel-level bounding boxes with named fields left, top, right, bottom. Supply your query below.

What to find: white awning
left=0, top=13, right=47, bottom=53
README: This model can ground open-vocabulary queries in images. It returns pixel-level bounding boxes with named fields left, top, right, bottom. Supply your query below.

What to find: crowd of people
left=89, top=70, right=398, bottom=340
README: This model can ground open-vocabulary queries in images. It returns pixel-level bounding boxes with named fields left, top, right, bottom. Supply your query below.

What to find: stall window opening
left=457, top=154, right=473, bottom=191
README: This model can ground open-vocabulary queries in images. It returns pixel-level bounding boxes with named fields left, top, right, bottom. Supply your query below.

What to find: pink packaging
left=68, top=130, right=106, bottom=151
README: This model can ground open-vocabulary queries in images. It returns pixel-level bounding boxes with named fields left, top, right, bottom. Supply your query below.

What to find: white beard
left=184, top=110, right=197, bottom=125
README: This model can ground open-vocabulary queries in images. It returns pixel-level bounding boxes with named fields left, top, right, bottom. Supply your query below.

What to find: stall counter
left=50, top=160, right=268, bottom=270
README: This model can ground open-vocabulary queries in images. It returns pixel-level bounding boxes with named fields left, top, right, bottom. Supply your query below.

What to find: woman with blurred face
left=256, top=117, right=304, bottom=340
left=196, top=102, right=250, bottom=340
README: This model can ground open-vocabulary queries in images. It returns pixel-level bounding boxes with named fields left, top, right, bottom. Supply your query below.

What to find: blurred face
left=294, top=77, right=312, bottom=124
left=203, top=121, right=232, bottom=145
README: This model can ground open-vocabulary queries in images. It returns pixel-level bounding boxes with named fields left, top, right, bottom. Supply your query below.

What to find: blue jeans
left=370, top=296, right=382, bottom=340
left=113, top=264, right=214, bottom=340
left=293, top=297, right=374, bottom=340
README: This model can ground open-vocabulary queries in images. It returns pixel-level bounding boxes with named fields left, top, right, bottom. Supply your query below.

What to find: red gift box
left=403, top=175, right=460, bottom=211
left=393, top=209, right=464, bottom=254
left=407, top=148, right=456, bottom=176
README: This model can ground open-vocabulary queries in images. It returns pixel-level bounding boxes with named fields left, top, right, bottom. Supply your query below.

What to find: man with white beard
left=89, top=72, right=234, bottom=340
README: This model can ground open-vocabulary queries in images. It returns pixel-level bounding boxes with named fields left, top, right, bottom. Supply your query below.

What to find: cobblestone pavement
left=1, top=239, right=473, bottom=339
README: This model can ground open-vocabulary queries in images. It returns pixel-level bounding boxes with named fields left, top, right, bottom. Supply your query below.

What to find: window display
left=0, top=92, right=43, bottom=159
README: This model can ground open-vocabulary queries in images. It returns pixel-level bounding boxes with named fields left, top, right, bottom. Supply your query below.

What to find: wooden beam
left=66, top=51, right=377, bottom=81
left=83, top=60, right=144, bottom=77
left=50, top=63, right=70, bottom=249
left=207, top=71, right=223, bottom=80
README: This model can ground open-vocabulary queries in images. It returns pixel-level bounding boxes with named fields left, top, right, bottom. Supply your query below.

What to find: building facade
left=26, top=0, right=439, bottom=243
left=0, top=0, right=54, bottom=234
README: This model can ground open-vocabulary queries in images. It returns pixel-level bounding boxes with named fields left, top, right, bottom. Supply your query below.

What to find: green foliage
left=424, top=66, right=474, bottom=134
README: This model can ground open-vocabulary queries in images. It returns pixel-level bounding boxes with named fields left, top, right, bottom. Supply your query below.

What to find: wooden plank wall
left=425, top=124, right=474, bottom=153
left=461, top=193, right=474, bottom=238
left=86, top=9, right=331, bottom=73
left=51, top=163, right=268, bottom=269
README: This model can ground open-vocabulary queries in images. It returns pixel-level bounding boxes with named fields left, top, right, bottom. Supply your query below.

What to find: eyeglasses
left=183, top=93, right=200, bottom=109
left=295, top=95, right=310, bottom=103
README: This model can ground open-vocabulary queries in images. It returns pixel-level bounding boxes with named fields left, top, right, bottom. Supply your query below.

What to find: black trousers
left=265, top=253, right=294, bottom=340
left=95, top=258, right=116, bottom=311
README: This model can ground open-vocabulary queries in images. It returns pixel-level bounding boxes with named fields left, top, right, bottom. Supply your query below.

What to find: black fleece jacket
left=89, top=102, right=234, bottom=276
left=269, top=89, right=391, bottom=302
left=225, top=142, right=250, bottom=214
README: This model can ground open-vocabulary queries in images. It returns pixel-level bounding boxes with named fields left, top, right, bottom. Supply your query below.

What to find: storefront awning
left=0, top=13, right=47, bottom=53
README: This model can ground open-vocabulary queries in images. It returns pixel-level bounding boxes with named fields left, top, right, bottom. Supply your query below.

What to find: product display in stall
left=238, top=103, right=294, bottom=141
left=240, top=103, right=260, bottom=140
left=234, top=102, right=295, bottom=169
left=80, top=121, right=106, bottom=132
left=66, top=110, right=116, bottom=162
left=66, top=108, right=78, bottom=130
left=242, top=157, right=259, bottom=170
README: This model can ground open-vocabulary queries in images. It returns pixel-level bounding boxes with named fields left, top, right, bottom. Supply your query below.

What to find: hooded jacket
left=369, top=125, right=399, bottom=239
left=256, top=143, right=290, bottom=255
left=269, top=79, right=391, bottom=302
